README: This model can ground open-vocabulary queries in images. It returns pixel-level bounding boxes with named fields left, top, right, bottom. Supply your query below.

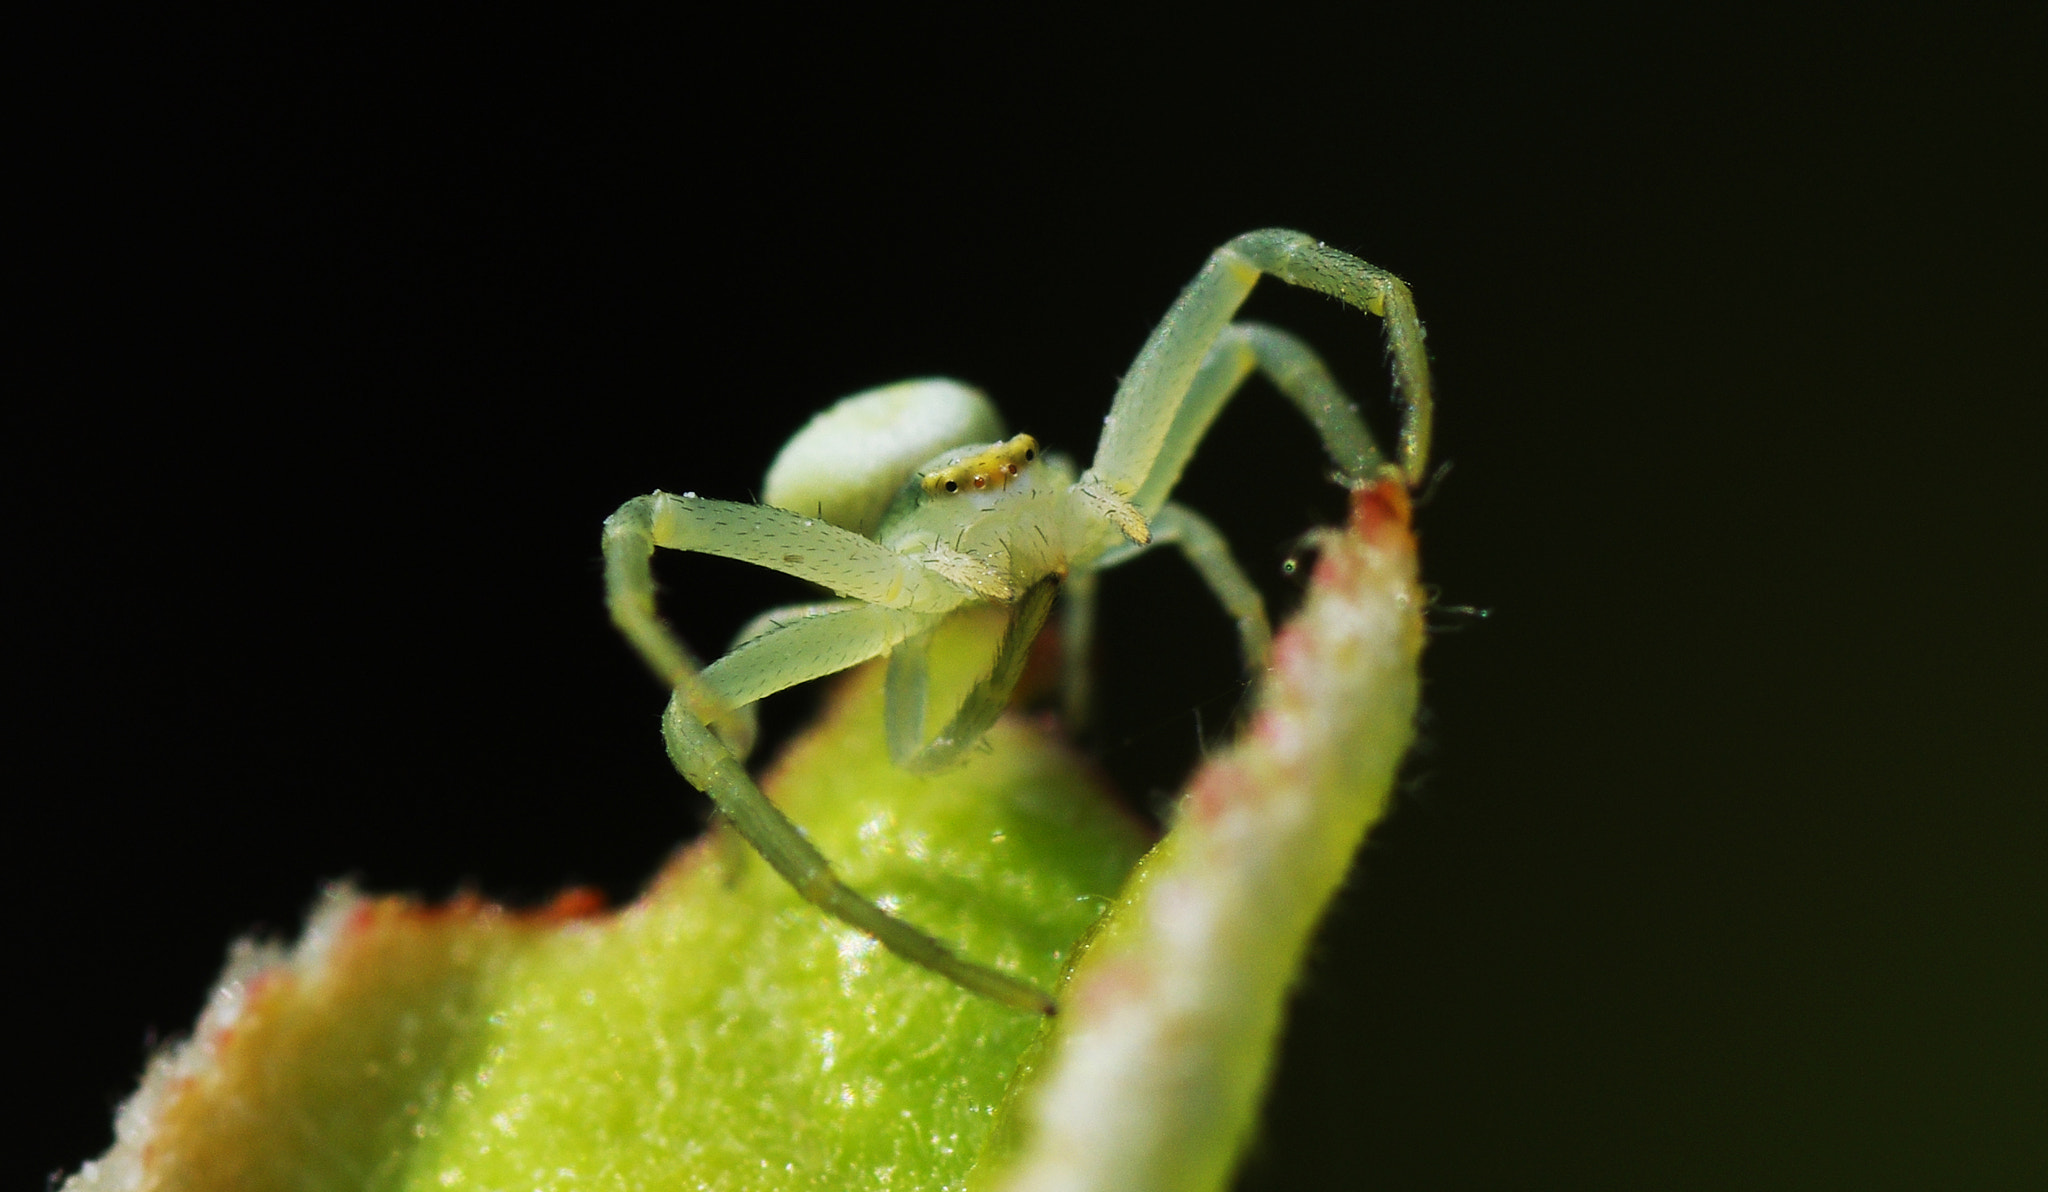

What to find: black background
left=20, top=9, right=2045, bottom=1188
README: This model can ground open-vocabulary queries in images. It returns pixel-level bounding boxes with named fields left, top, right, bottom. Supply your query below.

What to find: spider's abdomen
left=762, top=379, right=1004, bottom=539
left=883, top=434, right=1069, bottom=537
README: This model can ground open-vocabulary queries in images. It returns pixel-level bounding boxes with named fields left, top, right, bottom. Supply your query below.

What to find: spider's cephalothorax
left=879, top=428, right=1093, bottom=599
left=603, top=230, right=1434, bottom=1014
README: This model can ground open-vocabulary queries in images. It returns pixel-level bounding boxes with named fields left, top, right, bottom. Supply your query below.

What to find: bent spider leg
left=605, top=493, right=975, bottom=751
left=660, top=687, right=1058, bottom=1015
left=603, top=492, right=748, bottom=750
left=1085, top=230, right=1433, bottom=508
left=1092, top=502, right=1273, bottom=674
left=608, top=493, right=975, bottom=623
left=726, top=600, right=867, bottom=649
left=898, top=575, right=1062, bottom=775
left=701, top=601, right=938, bottom=713
left=715, top=600, right=903, bottom=758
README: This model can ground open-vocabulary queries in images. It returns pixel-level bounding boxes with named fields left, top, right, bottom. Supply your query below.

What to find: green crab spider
left=602, top=229, right=1433, bottom=1015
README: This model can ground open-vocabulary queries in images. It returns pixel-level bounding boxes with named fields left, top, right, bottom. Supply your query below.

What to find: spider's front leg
left=602, top=492, right=971, bottom=733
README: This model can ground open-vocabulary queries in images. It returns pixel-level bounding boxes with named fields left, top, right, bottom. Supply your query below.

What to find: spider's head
left=917, top=434, right=1042, bottom=500
left=878, top=432, right=1073, bottom=550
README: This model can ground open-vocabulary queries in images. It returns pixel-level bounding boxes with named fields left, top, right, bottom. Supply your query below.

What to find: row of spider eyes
left=920, top=434, right=1041, bottom=496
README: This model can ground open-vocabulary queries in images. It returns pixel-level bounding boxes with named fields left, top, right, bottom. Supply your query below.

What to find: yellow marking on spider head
left=920, top=434, right=1040, bottom=496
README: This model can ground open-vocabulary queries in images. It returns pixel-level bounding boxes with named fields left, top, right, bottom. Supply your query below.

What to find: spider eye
left=1023, top=448, right=1035, bottom=461
left=944, top=480, right=959, bottom=493
left=972, top=474, right=987, bottom=489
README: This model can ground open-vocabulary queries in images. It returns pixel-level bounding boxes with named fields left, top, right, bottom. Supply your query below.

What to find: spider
left=602, top=229, right=1433, bottom=1014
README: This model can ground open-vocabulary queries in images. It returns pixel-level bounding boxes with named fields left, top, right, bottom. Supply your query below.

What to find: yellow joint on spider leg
left=920, top=434, right=1040, bottom=496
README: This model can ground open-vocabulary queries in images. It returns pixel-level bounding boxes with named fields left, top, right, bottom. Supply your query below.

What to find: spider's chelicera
left=603, top=229, right=1433, bottom=1014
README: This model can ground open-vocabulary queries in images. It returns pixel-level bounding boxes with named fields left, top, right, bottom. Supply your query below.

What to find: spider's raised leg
left=1083, top=229, right=1433, bottom=511
left=661, top=686, right=1057, bottom=1015
left=702, top=600, right=940, bottom=715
